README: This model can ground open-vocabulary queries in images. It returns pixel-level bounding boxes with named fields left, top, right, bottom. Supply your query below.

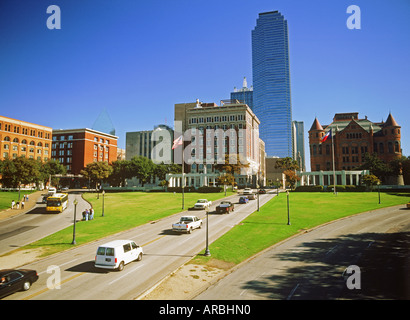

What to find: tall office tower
left=292, top=121, right=305, bottom=171
left=252, top=11, right=292, bottom=158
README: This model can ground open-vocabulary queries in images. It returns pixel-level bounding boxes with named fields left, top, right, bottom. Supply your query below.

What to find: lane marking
left=286, top=283, right=300, bottom=300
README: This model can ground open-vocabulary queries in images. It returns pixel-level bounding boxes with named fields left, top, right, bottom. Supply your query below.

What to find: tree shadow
left=240, top=231, right=410, bottom=300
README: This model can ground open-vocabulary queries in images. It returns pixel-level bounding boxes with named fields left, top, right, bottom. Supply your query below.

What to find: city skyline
left=1, top=0, right=409, bottom=171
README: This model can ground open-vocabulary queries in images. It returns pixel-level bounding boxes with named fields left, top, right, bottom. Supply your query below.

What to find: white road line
left=108, top=264, right=144, bottom=286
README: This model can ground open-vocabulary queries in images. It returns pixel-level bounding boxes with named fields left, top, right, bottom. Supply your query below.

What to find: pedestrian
left=16, top=202, right=19, bottom=210
left=26, top=194, right=29, bottom=202
left=82, top=210, right=86, bottom=220
left=89, top=208, right=94, bottom=220
left=85, top=209, right=89, bottom=221
left=11, top=200, right=15, bottom=209
left=21, top=200, right=25, bottom=209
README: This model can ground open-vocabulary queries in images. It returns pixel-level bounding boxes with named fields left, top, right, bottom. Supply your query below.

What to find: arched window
left=29, top=141, right=35, bottom=146
left=313, top=145, right=317, bottom=155
left=37, top=142, right=43, bottom=147
left=4, top=136, right=10, bottom=141
left=21, top=139, right=27, bottom=144
left=388, top=142, right=393, bottom=153
left=13, top=138, right=19, bottom=143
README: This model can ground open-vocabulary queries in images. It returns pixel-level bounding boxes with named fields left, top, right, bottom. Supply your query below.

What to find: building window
left=395, top=141, right=400, bottom=153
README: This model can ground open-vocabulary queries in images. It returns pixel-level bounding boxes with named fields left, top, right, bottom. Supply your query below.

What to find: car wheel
left=117, top=261, right=125, bottom=271
left=199, top=222, right=202, bottom=228
left=137, top=253, right=143, bottom=261
left=22, top=281, right=31, bottom=291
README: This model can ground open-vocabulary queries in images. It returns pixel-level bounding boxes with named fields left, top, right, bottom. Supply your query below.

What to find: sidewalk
left=0, top=190, right=44, bottom=222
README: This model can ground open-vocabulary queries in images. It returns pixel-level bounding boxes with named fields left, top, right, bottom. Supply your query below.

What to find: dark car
left=258, top=189, right=267, bottom=194
left=215, top=201, right=234, bottom=214
left=239, top=196, right=249, bottom=204
left=0, top=269, right=38, bottom=299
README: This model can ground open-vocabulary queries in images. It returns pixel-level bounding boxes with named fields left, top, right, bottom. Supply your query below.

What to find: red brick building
left=309, top=112, right=401, bottom=171
left=51, top=128, right=118, bottom=175
left=0, top=115, right=52, bottom=162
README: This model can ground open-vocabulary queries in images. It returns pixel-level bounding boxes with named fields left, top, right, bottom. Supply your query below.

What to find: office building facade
left=51, top=128, right=118, bottom=174
left=231, top=77, right=253, bottom=109
left=252, top=11, right=292, bottom=158
left=292, top=120, right=305, bottom=171
left=0, top=115, right=52, bottom=162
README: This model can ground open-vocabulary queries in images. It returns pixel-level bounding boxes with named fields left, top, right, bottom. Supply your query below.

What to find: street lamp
left=377, top=181, right=381, bottom=204
left=72, top=199, right=78, bottom=245
left=286, top=190, right=291, bottom=225
left=204, top=206, right=211, bottom=256
left=102, top=190, right=105, bottom=217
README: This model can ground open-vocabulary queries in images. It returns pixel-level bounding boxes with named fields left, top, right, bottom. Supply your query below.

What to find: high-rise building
left=292, top=121, right=305, bottom=171
left=252, top=11, right=292, bottom=158
left=231, top=77, right=253, bottom=109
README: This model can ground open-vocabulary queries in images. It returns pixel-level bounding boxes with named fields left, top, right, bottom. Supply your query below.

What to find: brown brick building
left=0, top=115, right=52, bottom=162
left=309, top=112, right=401, bottom=171
left=51, top=128, right=118, bottom=174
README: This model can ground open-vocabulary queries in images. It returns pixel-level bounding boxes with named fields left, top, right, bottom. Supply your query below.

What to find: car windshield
left=197, top=200, right=206, bottom=203
left=221, top=202, right=230, bottom=205
left=181, top=217, right=193, bottom=222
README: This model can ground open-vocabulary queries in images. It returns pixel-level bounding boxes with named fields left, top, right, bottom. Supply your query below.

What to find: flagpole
left=182, top=137, right=185, bottom=210
left=331, top=129, right=336, bottom=195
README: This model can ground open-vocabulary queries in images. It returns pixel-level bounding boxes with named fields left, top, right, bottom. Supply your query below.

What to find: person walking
left=11, top=200, right=15, bottom=209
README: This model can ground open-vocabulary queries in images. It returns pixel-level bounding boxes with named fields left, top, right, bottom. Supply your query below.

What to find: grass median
left=193, top=192, right=410, bottom=266
left=21, top=191, right=235, bottom=257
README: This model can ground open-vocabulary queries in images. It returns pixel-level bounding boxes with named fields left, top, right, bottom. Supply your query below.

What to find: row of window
left=312, top=141, right=400, bottom=155
left=2, top=152, right=48, bottom=161
left=189, top=114, right=245, bottom=125
left=3, top=144, right=49, bottom=154
left=2, top=137, right=50, bottom=147
left=1, top=123, right=51, bottom=139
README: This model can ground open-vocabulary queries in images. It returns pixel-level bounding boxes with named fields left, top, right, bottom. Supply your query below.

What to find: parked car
left=239, top=196, right=249, bottom=204
left=193, top=199, right=212, bottom=210
left=0, top=269, right=38, bottom=299
left=243, top=188, right=253, bottom=195
left=215, top=201, right=234, bottom=214
left=258, top=189, right=267, bottom=194
left=172, top=216, right=203, bottom=233
left=247, top=193, right=257, bottom=200
left=95, top=240, right=143, bottom=271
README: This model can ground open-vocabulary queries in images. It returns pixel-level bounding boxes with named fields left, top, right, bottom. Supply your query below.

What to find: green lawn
left=22, top=191, right=235, bottom=256
left=0, top=190, right=37, bottom=211
left=193, top=192, right=410, bottom=265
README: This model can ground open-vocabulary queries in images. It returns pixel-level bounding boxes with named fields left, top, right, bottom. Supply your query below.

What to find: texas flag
left=321, top=129, right=332, bottom=143
left=172, top=135, right=183, bottom=149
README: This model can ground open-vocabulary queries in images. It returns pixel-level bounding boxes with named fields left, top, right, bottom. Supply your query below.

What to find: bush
left=197, top=186, right=223, bottom=193
left=334, top=185, right=366, bottom=192
left=294, top=185, right=323, bottom=192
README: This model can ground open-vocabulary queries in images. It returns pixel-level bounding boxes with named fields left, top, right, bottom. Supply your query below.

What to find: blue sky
left=1, top=0, right=409, bottom=170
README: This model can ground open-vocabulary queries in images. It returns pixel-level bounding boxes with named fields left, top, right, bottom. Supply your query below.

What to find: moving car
left=239, top=196, right=249, bottom=204
left=172, top=216, right=203, bottom=233
left=243, top=188, right=253, bottom=195
left=258, top=189, right=267, bottom=194
left=193, top=199, right=212, bottom=210
left=215, top=201, right=234, bottom=213
left=95, top=240, right=143, bottom=271
left=0, top=269, right=38, bottom=299
left=247, top=193, right=257, bottom=200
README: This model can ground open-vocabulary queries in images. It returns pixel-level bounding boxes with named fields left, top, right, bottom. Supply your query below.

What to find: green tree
left=39, top=159, right=67, bottom=188
left=130, top=156, right=155, bottom=187
left=81, top=161, right=113, bottom=190
left=274, top=157, right=300, bottom=171
left=357, top=153, right=392, bottom=181
left=362, top=174, right=381, bottom=191
left=108, top=160, right=134, bottom=187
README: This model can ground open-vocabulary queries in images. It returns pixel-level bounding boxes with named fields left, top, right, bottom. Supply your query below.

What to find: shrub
left=294, top=185, right=323, bottom=192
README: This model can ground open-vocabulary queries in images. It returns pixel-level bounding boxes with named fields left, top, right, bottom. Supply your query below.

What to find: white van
left=94, top=240, right=143, bottom=271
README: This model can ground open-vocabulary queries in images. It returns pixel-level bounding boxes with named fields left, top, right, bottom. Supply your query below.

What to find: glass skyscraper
left=252, top=11, right=292, bottom=158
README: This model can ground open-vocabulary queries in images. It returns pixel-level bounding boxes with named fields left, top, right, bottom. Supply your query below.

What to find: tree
left=362, top=174, right=381, bottom=191
left=274, top=157, right=300, bottom=171
left=81, top=161, right=113, bottom=190
left=154, top=162, right=181, bottom=181
left=39, top=159, right=67, bottom=188
left=357, top=153, right=391, bottom=181
left=283, top=169, right=300, bottom=189
left=130, top=156, right=155, bottom=187
left=108, top=160, right=134, bottom=187
left=214, top=154, right=250, bottom=176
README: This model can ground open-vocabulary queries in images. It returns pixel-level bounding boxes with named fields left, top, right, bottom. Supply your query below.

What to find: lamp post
left=72, top=199, right=78, bottom=245
left=377, top=181, right=381, bottom=204
left=286, top=190, right=291, bottom=225
left=102, top=190, right=105, bottom=217
left=204, top=206, right=211, bottom=256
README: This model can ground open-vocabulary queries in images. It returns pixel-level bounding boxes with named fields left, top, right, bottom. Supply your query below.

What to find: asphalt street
left=2, top=191, right=276, bottom=300
left=195, top=204, right=410, bottom=300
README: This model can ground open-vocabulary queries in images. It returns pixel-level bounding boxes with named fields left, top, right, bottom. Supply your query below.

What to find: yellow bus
left=46, top=193, right=69, bottom=213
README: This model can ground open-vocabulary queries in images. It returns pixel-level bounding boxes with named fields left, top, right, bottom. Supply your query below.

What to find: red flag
left=172, top=135, right=183, bottom=149
left=321, top=129, right=332, bottom=143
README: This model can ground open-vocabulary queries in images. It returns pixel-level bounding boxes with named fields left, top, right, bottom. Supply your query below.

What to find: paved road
left=195, top=204, right=410, bottom=300
left=0, top=192, right=90, bottom=256
left=3, top=192, right=276, bottom=300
